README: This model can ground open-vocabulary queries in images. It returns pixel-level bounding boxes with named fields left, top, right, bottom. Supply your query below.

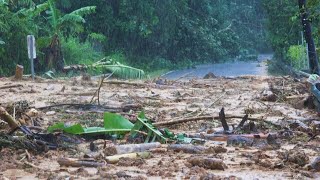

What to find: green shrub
left=62, top=38, right=104, bottom=65
left=287, top=45, right=307, bottom=70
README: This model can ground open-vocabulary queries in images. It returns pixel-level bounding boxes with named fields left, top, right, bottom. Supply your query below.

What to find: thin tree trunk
left=45, top=34, right=64, bottom=71
left=298, top=0, right=320, bottom=74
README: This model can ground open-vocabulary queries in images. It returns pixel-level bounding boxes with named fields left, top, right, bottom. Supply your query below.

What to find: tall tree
left=298, top=0, right=320, bottom=74
left=45, top=0, right=96, bottom=71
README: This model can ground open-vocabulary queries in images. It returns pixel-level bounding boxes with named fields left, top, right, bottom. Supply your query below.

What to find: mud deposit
left=0, top=75, right=320, bottom=179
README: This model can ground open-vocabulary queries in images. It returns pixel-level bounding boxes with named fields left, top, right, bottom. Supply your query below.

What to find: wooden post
left=14, top=65, right=24, bottom=80
left=298, top=0, right=320, bottom=75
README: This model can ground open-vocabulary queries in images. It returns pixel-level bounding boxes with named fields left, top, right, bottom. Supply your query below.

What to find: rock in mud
left=279, top=149, right=309, bottom=167
left=311, top=157, right=320, bottom=171
left=203, top=72, right=216, bottom=79
left=187, top=157, right=227, bottom=170
left=227, top=136, right=254, bottom=147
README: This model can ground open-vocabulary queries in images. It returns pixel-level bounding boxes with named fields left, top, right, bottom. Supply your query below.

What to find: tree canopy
left=2, top=0, right=317, bottom=76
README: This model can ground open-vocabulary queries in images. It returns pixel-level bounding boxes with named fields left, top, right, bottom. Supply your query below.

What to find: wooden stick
left=189, top=133, right=274, bottom=141
left=91, top=72, right=114, bottom=104
left=105, top=152, right=151, bottom=164
left=219, top=108, right=229, bottom=131
left=103, top=80, right=146, bottom=87
left=57, top=158, right=105, bottom=167
left=0, top=84, right=23, bottom=90
left=36, top=103, right=142, bottom=112
left=56, top=92, right=95, bottom=96
left=153, top=115, right=264, bottom=127
left=237, top=114, right=249, bottom=129
left=0, top=106, right=20, bottom=130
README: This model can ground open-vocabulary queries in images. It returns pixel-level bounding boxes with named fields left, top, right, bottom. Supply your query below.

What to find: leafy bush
left=62, top=38, right=104, bottom=65
left=287, top=45, right=307, bottom=70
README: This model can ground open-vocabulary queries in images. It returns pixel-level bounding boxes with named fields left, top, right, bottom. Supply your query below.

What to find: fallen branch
left=153, top=115, right=264, bottom=127
left=105, top=152, right=151, bottom=164
left=58, top=158, right=106, bottom=167
left=36, top=103, right=142, bottom=112
left=189, top=133, right=274, bottom=141
left=0, top=106, right=20, bottom=130
left=103, top=80, right=146, bottom=87
left=0, top=84, right=23, bottom=90
left=56, top=92, right=95, bottom=96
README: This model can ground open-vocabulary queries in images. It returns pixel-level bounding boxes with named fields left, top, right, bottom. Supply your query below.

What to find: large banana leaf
left=47, top=112, right=134, bottom=135
left=98, top=64, right=145, bottom=79
left=89, top=59, right=145, bottom=79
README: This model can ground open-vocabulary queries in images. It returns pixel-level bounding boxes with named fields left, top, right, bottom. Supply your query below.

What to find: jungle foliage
left=263, top=0, right=320, bottom=73
left=0, top=0, right=269, bottom=76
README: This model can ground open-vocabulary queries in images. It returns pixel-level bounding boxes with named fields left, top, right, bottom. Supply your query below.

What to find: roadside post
left=27, top=35, right=36, bottom=80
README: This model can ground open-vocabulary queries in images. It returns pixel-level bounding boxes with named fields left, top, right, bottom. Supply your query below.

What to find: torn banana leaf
left=47, top=112, right=133, bottom=135
left=130, top=111, right=167, bottom=143
left=103, top=112, right=134, bottom=130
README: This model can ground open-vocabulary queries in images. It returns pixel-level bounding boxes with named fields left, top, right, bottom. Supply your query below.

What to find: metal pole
left=29, top=36, right=35, bottom=81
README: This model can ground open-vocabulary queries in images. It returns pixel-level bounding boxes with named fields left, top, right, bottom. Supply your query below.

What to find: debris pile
left=0, top=75, right=319, bottom=179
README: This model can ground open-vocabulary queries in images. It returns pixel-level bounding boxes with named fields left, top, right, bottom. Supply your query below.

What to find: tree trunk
left=45, top=34, right=64, bottom=72
left=298, top=0, right=320, bottom=75
left=14, top=65, right=23, bottom=80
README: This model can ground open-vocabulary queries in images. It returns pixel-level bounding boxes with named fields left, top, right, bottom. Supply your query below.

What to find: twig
left=103, top=80, right=145, bottom=87
left=24, top=161, right=42, bottom=169
left=196, top=92, right=226, bottom=117
left=0, top=84, right=23, bottom=90
left=90, top=72, right=114, bottom=105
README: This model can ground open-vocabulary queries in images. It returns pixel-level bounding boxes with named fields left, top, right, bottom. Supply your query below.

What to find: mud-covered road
left=0, top=74, right=319, bottom=179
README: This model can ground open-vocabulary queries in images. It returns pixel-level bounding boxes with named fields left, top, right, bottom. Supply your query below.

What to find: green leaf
left=103, top=112, right=134, bottom=130
left=70, top=6, right=96, bottom=16
left=47, top=122, right=84, bottom=134
left=47, top=112, right=134, bottom=136
left=130, top=111, right=166, bottom=143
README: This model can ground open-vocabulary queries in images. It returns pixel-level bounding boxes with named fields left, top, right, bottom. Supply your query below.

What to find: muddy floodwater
left=164, top=54, right=271, bottom=79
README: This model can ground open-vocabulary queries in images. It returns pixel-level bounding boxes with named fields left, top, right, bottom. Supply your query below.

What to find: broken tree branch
left=0, top=106, right=20, bottom=130
left=57, top=158, right=106, bottom=167
left=36, top=103, right=142, bottom=112
left=153, top=115, right=266, bottom=127
left=219, top=108, right=229, bottom=131
left=103, top=80, right=146, bottom=87
left=237, top=114, right=249, bottom=129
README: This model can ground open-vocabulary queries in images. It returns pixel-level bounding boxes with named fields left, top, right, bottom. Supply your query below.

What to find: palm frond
left=15, top=2, right=49, bottom=18
left=48, top=0, right=59, bottom=32
left=92, top=59, right=145, bottom=79
left=70, top=6, right=96, bottom=16
left=60, top=14, right=85, bottom=24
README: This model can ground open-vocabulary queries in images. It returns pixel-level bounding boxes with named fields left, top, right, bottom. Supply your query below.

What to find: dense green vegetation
left=0, top=0, right=273, bottom=76
left=263, top=0, right=320, bottom=73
